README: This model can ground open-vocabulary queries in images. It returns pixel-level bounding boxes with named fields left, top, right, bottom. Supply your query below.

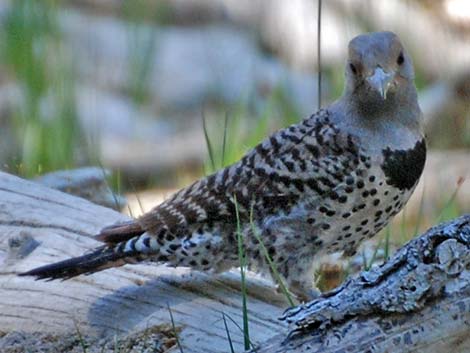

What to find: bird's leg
left=271, top=252, right=320, bottom=303
left=286, top=279, right=321, bottom=303
left=259, top=214, right=323, bottom=303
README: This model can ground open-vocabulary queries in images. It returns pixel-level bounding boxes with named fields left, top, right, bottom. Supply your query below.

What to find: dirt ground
left=0, top=324, right=180, bottom=353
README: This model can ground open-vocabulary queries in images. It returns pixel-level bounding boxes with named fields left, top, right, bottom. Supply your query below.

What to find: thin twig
left=317, top=0, right=322, bottom=110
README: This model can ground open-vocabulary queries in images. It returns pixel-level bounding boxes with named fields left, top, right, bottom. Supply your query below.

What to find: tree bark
left=256, top=214, right=470, bottom=353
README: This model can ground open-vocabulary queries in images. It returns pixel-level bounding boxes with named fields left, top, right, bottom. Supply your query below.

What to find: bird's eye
left=349, top=63, right=357, bottom=74
left=397, top=52, right=404, bottom=65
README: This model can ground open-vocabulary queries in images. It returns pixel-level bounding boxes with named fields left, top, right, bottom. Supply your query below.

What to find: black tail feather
left=18, top=246, right=131, bottom=281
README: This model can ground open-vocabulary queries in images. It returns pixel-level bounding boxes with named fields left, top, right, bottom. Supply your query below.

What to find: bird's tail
left=18, top=246, right=143, bottom=280
left=19, top=221, right=150, bottom=280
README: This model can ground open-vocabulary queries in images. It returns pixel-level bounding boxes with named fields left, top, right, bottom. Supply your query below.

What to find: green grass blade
left=400, top=206, right=407, bottom=241
left=361, top=248, right=368, bottom=270
left=413, top=183, right=426, bottom=237
left=221, top=312, right=255, bottom=349
left=97, top=161, right=123, bottom=212
left=234, top=196, right=250, bottom=351
left=202, top=110, right=216, bottom=172
left=365, top=239, right=383, bottom=271
left=222, top=313, right=235, bottom=353
left=127, top=179, right=145, bottom=216
left=221, top=112, right=229, bottom=167
left=384, top=225, right=391, bottom=261
left=167, top=303, right=184, bottom=353
left=436, top=177, right=465, bottom=223
left=73, top=320, right=88, bottom=353
left=249, top=205, right=295, bottom=306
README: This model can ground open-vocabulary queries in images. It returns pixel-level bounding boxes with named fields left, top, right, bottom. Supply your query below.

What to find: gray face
left=345, top=31, right=415, bottom=101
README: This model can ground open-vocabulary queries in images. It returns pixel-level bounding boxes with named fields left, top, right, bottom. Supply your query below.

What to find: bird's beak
left=366, top=67, right=394, bottom=100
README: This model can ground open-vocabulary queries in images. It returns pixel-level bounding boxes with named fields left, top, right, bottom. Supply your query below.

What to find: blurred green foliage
left=1, top=0, right=89, bottom=177
left=123, top=0, right=158, bottom=105
left=203, top=85, right=302, bottom=175
left=0, top=0, right=467, bottom=206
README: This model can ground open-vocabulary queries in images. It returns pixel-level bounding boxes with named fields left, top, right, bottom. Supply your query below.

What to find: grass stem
left=167, top=303, right=184, bottom=353
left=249, top=205, right=295, bottom=306
left=202, top=110, right=216, bottom=172
left=234, top=196, right=250, bottom=351
left=222, top=313, right=235, bottom=353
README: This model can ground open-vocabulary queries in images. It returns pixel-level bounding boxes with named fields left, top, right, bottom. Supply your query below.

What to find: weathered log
left=2, top=170, right=470, bottom=352
left=256, top=215, right=470, bottom=353
left=0, top=171, right=287, bottom=352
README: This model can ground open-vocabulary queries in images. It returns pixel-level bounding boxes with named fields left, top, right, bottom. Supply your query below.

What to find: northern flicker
left=20, top=32, right=426, bottom=300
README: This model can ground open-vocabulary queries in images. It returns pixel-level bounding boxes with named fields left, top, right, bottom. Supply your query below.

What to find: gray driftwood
left=257, top=215, right=470, bottom=353
left=2, top=170, right=470, bottom=352
left=0, top=171, right=286, bottom=352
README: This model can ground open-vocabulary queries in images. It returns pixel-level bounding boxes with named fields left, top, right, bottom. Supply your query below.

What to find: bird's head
left=345, top=31, right=415, bottom=105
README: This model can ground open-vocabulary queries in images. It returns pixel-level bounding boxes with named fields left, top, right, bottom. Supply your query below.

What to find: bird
left=20, top=31, right=426, bottom=301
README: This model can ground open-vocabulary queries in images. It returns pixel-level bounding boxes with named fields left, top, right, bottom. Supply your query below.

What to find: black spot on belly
left=381, top=139, right=426, bottom=190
